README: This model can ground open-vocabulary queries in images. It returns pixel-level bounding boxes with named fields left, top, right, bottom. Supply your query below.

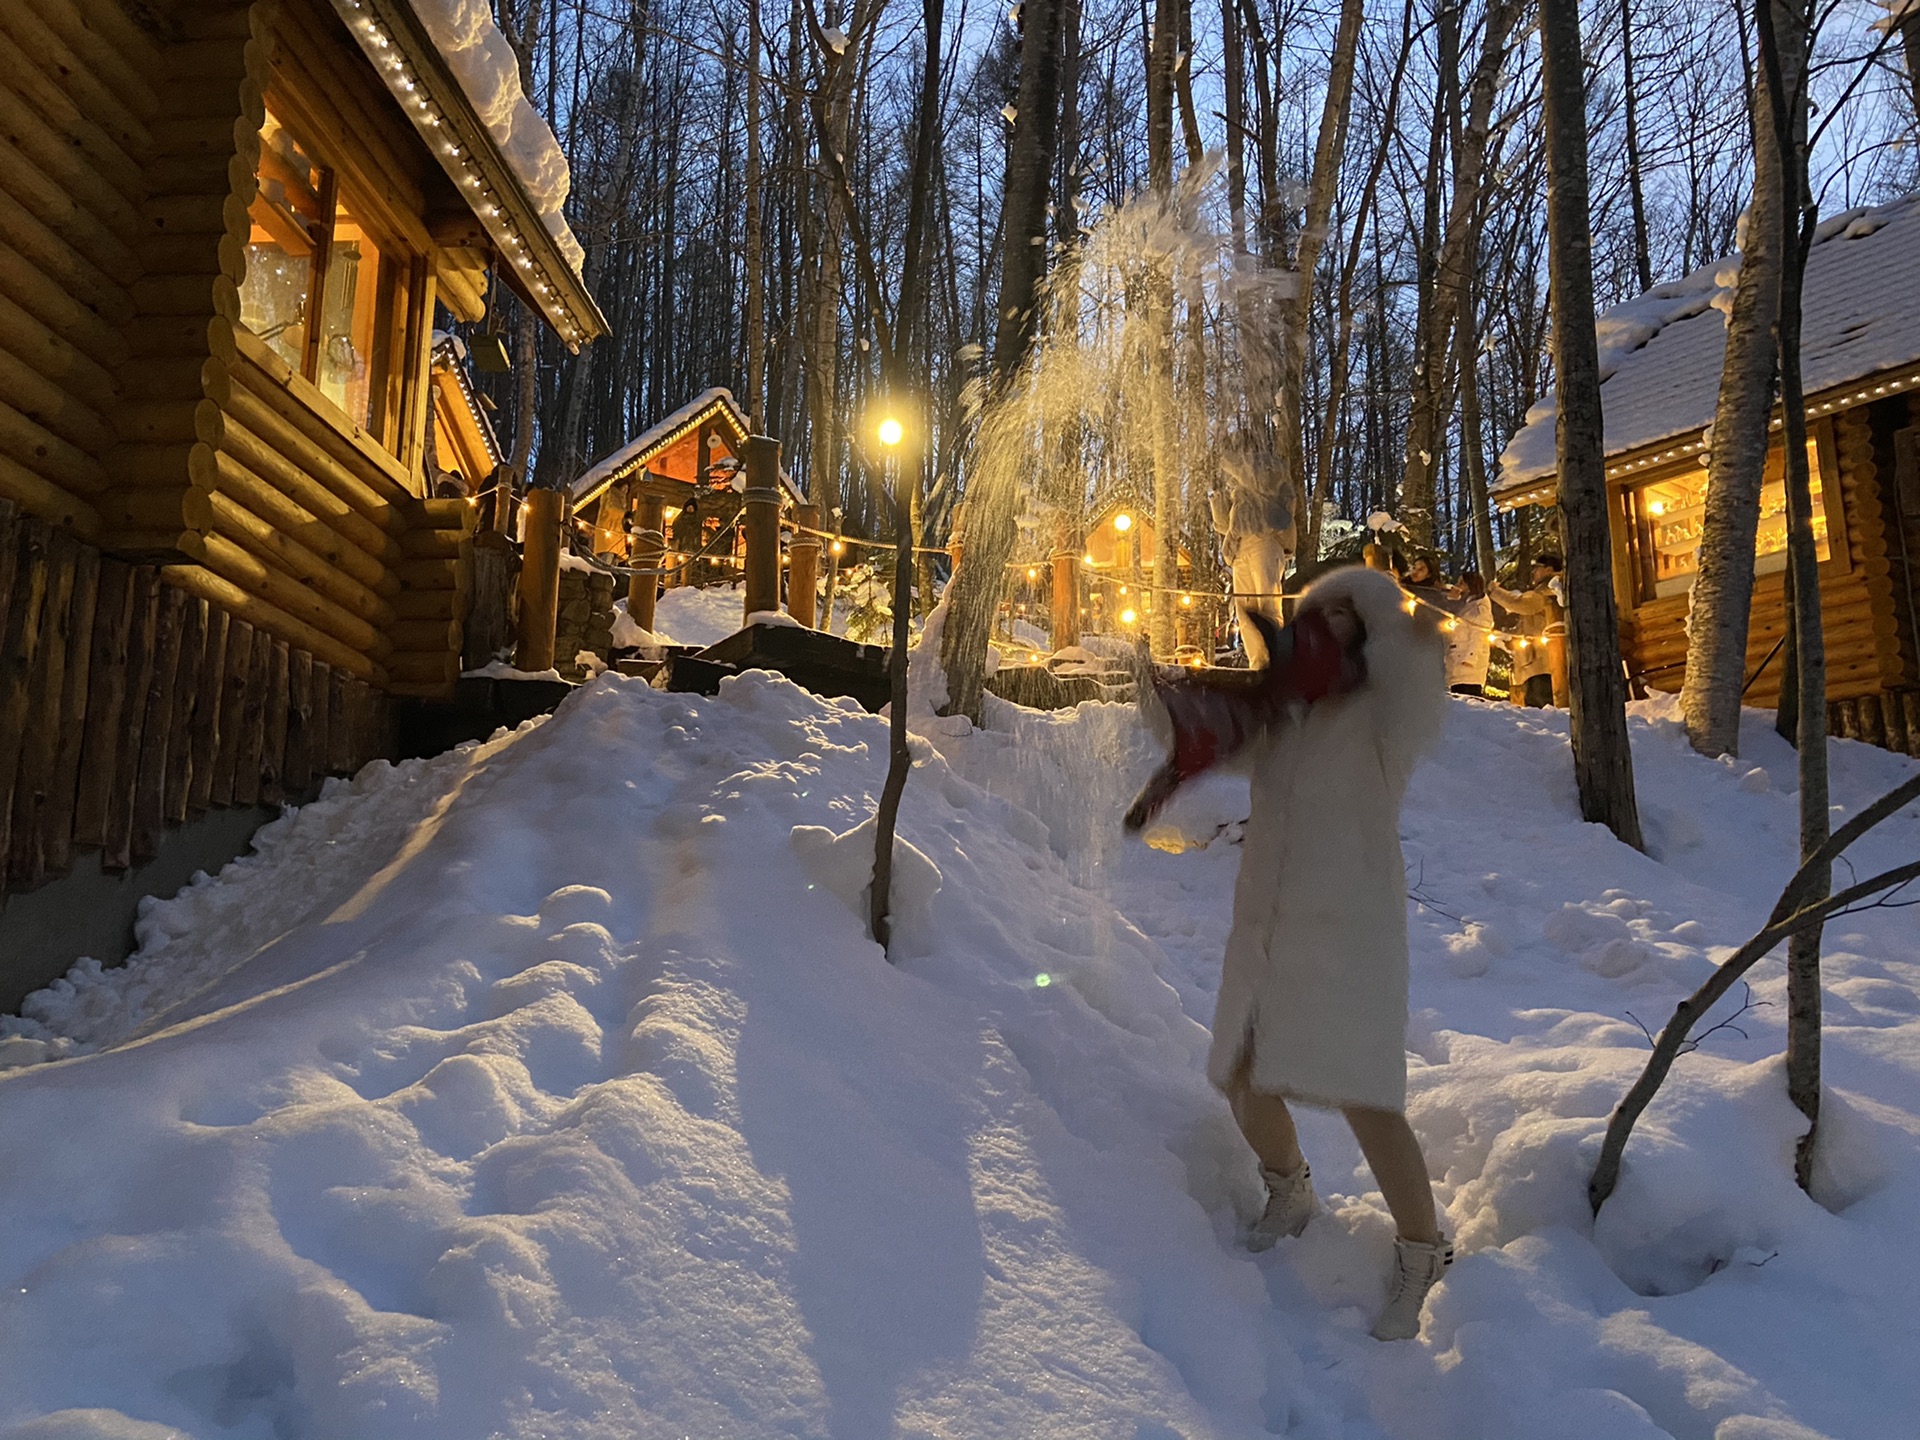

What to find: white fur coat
left=1207, top=566, right=1447, bottom=1113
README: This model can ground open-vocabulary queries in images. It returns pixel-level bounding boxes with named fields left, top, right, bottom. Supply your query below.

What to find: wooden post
left=284, top=648, right=315, bottom=797
left=131, top=584, right=189, bottom=865
left=44, top=544, right=101, bottom=875
left=949, top=501, right=966, bottom=578
left=0, top=518, right=51, bottom=879
left=789, top=502, right=821, bottom=627
left=74, top=560, right=134, bottom=847
left=742, top=436, right=782, bottom=624
left=515, top=486, right=564, bottom=672
left=187, top=607, right=229, bottom=815
left=1051, top=524, right=1079, bottom=651
left=9, top=527, right=79, bottom=888
left=162, top=599, right=208, bottom=825
left=103, top=570, right=160, bottom=872
left=627, top=493, right=665, bottom=635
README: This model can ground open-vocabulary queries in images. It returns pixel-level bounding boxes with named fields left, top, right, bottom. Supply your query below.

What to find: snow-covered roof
left=574, top=390, right=749, bottom=501
left=1496, top=192, right=1920, bottom=503
left=329, top=0, right=606, bottom=349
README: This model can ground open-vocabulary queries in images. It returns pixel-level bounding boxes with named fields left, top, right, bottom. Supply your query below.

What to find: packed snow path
left=1, top=675, right=1916, bottom=1440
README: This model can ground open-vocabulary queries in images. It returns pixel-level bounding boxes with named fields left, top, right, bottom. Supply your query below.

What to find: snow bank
left=406, top=0, right=586, bottom=273
left=649, top=584, right=746, bottom=650
left=2, top=676, right=1917, bottom=1439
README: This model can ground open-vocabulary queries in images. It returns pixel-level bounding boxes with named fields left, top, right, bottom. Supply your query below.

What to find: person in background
left=1444, top=571, right=1493, bottom=696
left=1489, top=553, right=1563, bottom=707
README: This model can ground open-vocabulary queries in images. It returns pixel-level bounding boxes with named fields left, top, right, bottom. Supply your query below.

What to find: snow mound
left=1, top=676, right=1916, bottom=1439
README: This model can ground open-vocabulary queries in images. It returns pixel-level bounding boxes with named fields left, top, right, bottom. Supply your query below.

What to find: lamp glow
left=1120, top=608, right=1138, bottom=625
left=1113, top=513, right=1133, bottom=532
left=877, top=417, right=904, bottom=448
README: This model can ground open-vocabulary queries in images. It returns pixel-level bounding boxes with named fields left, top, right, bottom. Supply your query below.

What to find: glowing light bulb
left=1027, top=567, right=1038, bottom=579
left=1114, top=513, right=1133, bottom=531
left=1180, top=593, right=1192, bottom=606
left=877, top=417, right=904, bottom=447
left=1648, top=499, right=1667, bottom=517
left=1083, top=552, right=1096, bottom=564
left=1120, top=608, right=1137, bottom=625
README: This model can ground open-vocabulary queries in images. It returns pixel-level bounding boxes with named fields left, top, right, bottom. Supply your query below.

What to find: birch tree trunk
left=1147, top=0, right=1179, bottom=657
left=1401, top=0, right=1522, bottom=549
left=1273, top=0, right=1364, bottom=552
left=1680, top=4, right=1790, bottom=759
left=1540, top=0, right=1646, bottom=852
left=939, top=0, right=1067, bottom=716
left=744, top=0, right=766, bottom=427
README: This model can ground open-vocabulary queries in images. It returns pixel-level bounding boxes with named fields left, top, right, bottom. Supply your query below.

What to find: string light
left=334, top=0, right=591, bottom=347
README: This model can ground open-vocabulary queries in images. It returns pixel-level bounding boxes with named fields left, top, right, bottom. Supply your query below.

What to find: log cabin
left=1494, top=193, right=1920, bottom=754
left=1077, top=500, right=1197, bottom=645
left=0, top=0, right=605, bottom=915
left=570, top=389, right=807, bottom=632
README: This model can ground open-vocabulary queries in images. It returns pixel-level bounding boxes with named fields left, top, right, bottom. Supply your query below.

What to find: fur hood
left=1296, top=565, right=1447, bottom=789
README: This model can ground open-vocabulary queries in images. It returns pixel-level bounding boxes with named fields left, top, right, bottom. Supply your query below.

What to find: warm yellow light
left=1027, top=567, right=1038, bottom=579
left=1444, top=618, right=1459, bottom=631
left=1648, top=499, right=1666, bottom=517
left=830, top=540, right=844, bottom=555
left=1179, top=593, right=1192, bottom=606
left=1119, top=585, right=1128, bottom=595
left=1030, top=652, right=1042, bottom=662
left=1187, top=654, right=1206, bottom=667
left=1404, top=596, right=1419, bottom=614
left=1120, top=608, right=1138, bottom=625
left=877, top=417, right=904, bottom=448
left=1113, top=513, right=1133, bottom=532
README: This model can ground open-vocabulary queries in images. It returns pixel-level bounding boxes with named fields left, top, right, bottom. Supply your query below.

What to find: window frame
left=1617, top=419, right=1850, bottom=606
left=241, top=97, right=426, bottom=462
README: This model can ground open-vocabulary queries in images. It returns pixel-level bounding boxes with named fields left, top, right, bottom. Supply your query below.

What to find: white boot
left=1370, top=1235, right=1453, bottom=1340
left=1247, top=1163, right=1314, bottom=1251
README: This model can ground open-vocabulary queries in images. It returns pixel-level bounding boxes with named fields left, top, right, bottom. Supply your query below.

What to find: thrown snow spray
left=963, top=156, right=1296, bottom=875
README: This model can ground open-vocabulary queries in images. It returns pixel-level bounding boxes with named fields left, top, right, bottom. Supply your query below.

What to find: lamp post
left=870, top=412, right=912, bottom=954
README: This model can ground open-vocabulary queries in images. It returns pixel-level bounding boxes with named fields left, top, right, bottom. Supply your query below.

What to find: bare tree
left=1680, top=4, right=1792, bottom=760
left=1754, top=0, right=1825, bottom=1190
left=1540, top=0, right=1645, bottom=851
left=941, top=0, right=1070, bottom=716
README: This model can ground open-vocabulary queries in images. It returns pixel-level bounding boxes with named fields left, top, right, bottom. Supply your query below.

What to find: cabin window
left=240, top=106, right=414, bottom=447
left=1627, top=439, right=1831, bottom=599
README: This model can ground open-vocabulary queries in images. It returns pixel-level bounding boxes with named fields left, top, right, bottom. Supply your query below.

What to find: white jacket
left=1207, top=566, right=1447, bottom=1112
left=1444, top=596, right=1493, bottom=689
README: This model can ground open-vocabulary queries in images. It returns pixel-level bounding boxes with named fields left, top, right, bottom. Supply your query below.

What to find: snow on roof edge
left=574, top=389, right=747, bottom=500
left=1495, top=190, right=1920, bottom=498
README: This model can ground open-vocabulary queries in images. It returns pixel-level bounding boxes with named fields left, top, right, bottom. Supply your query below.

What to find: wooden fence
left=0, top=499, right=389, bottom=900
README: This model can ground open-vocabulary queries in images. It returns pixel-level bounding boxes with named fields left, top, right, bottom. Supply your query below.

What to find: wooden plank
left=131, top=583, right=189, bottom=863
left=1880, top=692, right=1909, bottom=758
left=327, top=666, right=351, bottom=776
left=260, top=639, right=289, bottom=806
left=1859, top=691, right=1889, bottom=749
left=232, top=625, right=271, bottom=807
left=283, top=648, right=314, bottom=797
left=308, top=660, right=332, bottom=781
left=40, top=541, right=99, bottom=876
left=71, top=558, right=131, bottom=847
left=0, top=500, right=17, bottom=654
left=209, top=616, right=254, bottom=807
left=1905, top=691, right=1920, bottom=759
left=9, top=527, right=79, bottom=887
left=0, top=517, right=52, bottom=882
left=162, top=595, right=208, bottom=823
left=101, top=567, right=158, bottom=872
left=186, top=605, right=229, bottom=815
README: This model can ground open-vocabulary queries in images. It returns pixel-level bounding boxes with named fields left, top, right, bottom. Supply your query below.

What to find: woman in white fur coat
left=1211, top=564, right=1451, bottom=1340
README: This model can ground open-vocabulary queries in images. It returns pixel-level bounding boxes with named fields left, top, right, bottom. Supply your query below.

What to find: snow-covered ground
left=1, top=676, right=1916, bottom=1440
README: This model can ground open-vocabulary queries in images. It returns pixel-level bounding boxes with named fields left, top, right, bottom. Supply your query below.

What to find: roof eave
left=330, top=0, right=609, bottom=351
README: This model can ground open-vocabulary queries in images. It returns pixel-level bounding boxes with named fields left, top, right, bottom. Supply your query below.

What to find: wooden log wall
left=0, top=0, right=166, bottom=537
left=388, top=496, right=476, bottom=697
left=1624, top=406, right=1920, bottom=756
left=2, top=0, right=473, bottom=694
left=0, top=499, right=389, bottom=901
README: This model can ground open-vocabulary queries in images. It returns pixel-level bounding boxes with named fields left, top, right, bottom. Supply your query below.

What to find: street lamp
left=1114, top=512, right=1133, bottom=532
left=877, top=416, right=904, bottom=449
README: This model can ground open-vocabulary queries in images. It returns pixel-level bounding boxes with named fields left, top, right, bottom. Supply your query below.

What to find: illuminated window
left=239, top=112, right=325, bottom=373
left=240, top=106, right=411, bottom=444
left=1631, top=440, right=1830, bottom=598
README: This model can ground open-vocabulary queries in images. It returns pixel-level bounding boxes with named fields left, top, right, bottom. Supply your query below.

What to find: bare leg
left=1225, top=1051, right=1306, bottom=1175
left=1343, top=1106, right=1441, bottom=1245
